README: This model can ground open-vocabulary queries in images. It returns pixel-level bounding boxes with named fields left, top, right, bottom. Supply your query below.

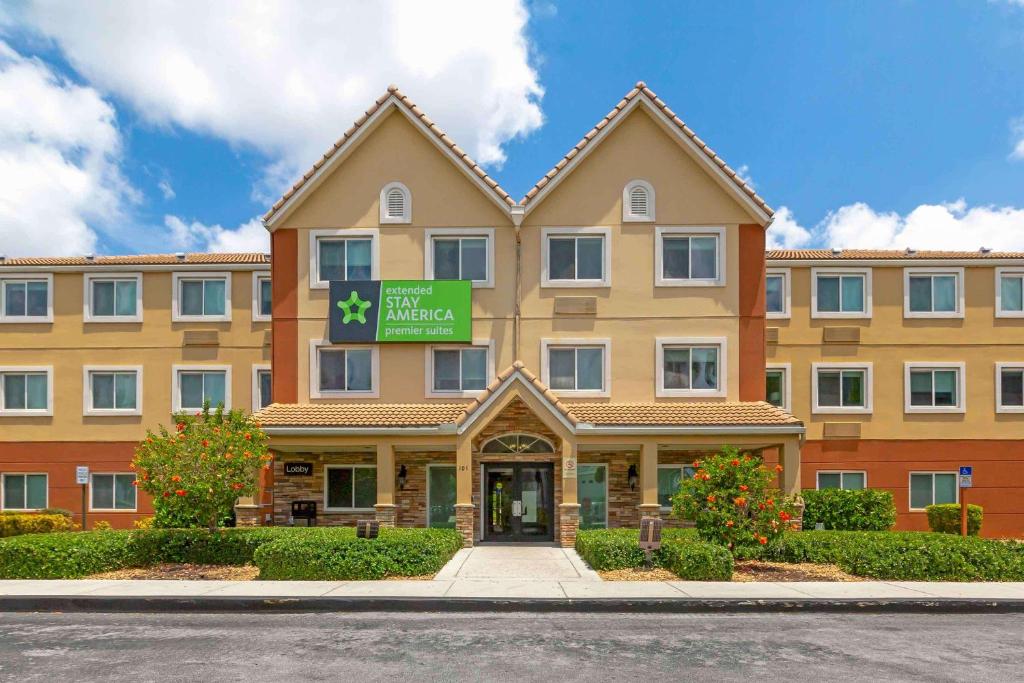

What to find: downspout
left=511, top=206, right=525, bottom=361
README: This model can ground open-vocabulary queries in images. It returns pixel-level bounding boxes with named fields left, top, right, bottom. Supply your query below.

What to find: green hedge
left=574, top=528, right=731, bottom=580
left=927, top=503, right=983, bottom=536
left=253, top=528, right=463, bottom=580
left=801, top=489, right=897, bottom=531
left=0, top=512, right=76, bottom=538
left=766, top=531, right=1024, bottom=581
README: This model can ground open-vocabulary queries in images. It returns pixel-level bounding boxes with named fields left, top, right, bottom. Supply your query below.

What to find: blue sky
left=1, top=0, right=1023, bottom=255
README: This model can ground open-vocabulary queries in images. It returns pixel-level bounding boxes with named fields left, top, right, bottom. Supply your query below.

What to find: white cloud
left=0, top=41, right=135, bottom=256
left=735, top=164, right=756, bottom=190
left=16, top=0, right=544, bottom=201
left=165, top=215, right=269, bottom=253
left=1011, top=117, right=1024, bottom=160
left=157, top=179, right=175, bottom=200
left=766, top=206, right=813, bottom=249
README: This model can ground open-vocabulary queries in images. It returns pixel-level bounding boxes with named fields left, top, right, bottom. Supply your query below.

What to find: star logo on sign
left=337, top=291, right=372, bottom=324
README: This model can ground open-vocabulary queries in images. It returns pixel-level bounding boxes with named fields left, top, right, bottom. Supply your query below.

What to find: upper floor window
left=253, top=365, right=272, bottom=411
left=996, top=363, right=1024, bottom=413
left=622, top=180, right=655, bottom=222
left=173, top=366, right=230, bottom=411
left=655, top=227, right=724, bottom=286
left=1, top=473, right=47, bottom=511
left=309, top=229, right=378, bottom=289
left=90, top=473, right=137, bottom=511
left=812, top=363, right=872, bottom=414
left=904, top=268, right=962, bottom=318
left=542, top=228, right=610, bottom=287
left=429, top=344, right=491, bottom=396
left=817, top=471, right=865, bottom=490
left=657, top=337, right=726, bottom=397
left=0, top=367, right=51, bottom=416
left=172, top=273, right=231, bottom=322
left=85, top=274, right=142, bottom=322
left=766, top=269, right=790, bottom=318
left=84, top=366, right=141, bottom=416
left=310, top=341, right=377, bottom=398
left=812, top=268, right=871, bottom=318
left=0, top=274, right=52, bottom=322
left=425, top=228, right=494, bottom=288
left=905, top=363, right=964, bottom=413
left=542, top=339, right=610, bottom=396
left=253, top=273, right=272, bottom=321
left=766, top=364, right=790, bottom=410
left=996, top=268, right=1024, bottom=318
left=379, top=182, right=411, bottom=224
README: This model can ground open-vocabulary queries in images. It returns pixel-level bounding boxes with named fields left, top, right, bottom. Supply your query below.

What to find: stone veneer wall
left=273, top=452, right=375, bottom=526
left=394, top=451, right=455, bottom=528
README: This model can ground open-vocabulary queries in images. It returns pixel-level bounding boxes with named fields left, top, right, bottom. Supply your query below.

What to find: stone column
left=559, top=437, right=580, bottom=548
left=638, top=440, right=661, bottom=519
left=375, top=442, right=397, bottom=527
left=780, top=437, right=804, bottom=530
left=234, top=496, right=261, bottom=527
left=455, top=437, right=474, bottom=547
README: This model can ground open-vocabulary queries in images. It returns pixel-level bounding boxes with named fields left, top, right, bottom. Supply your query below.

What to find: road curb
left=3, top=595, right=1024, bottom=614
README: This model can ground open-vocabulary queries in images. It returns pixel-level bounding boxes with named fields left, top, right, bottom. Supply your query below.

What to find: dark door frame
left=482, top=462, right=555, bottom=543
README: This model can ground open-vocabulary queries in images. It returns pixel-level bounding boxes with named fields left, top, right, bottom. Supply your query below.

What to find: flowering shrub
left=671, top=446, right=798, bottom=555
left=133, top=403, right=270, bottom=531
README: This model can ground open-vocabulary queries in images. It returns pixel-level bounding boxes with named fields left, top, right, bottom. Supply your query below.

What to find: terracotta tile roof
left=255, top=402, right=466, bottom=428
left=767, top=249, right=1024, bottom=261
left=456, top=360, right=578, bottom=427
left=263, top=85, right=515, bottom=224
left=521, top=81, right=772, bottom=218
left=0, top=253, right=269, bottom=267
left=568, top=402, right=802, bottom=426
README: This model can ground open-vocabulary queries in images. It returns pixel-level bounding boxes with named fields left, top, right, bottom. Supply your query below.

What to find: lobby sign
left=284, top=462, right=313, bottom=476
left=328, top=280, right=471, bottom=343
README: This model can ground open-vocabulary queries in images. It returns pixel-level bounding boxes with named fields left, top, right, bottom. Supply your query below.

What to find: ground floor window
left=1, top=473, right=47, bottom=510
left=325, top=466, right=376, bottom=510
left=816, top=471, right=866, bottom=490
left=657, top=464, right=695, bottom=509
left=909, top=472, right=957, bottom=510
left=427, top=465, right=456, bottom=529
left=578, top=464, right=607, bottom=529
left=90, top=473, right=137, bottom=511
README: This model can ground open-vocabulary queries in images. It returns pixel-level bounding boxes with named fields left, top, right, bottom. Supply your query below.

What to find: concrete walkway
left=434, top=546, right=601, bottom=582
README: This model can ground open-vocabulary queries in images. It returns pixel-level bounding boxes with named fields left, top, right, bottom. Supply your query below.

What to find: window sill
left=426, top=389, right=486, bottom=399
left=85, top=316, right=143, bottom=324
left=310, top=391, right=380, bottom=400
left=766, top=312, right=790, bottom=320
left=654, top=278, right=724, bottom=288
left=810, top=311, right=872, bottom=319
left=540, top=280, right=611, bottom=289
left=656, top=389, right=726, bottom=398
left=811, top=407, right=872, bottom=415
left=84, top=409, right=142, bottom=417
left=904, top=406, right=965, bottom=414
left=89, top=508, right=138, bottom=513
left=0, top=410, right=52, bottom=417
left=996, top=405, right=1024, bottom=414
left=173, top=315, right=232, bottom=323
left=903, top=311, right=963, bottom=319
left=995, top=310, right=1024, bottom=318
left=550, top=389, right=610, bottom=399
left=0, top=317, right=53, bottom=324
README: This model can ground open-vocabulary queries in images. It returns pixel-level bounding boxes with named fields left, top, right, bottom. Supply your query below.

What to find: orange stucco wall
left=738, top=223, right=766, bottom=401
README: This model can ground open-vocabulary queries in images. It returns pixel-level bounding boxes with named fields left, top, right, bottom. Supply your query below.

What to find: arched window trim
left=379, top=181, right=412, bottom=224
left=622, top=179, right=655, bottom=222
left=480, top=433, right=555, bottom=454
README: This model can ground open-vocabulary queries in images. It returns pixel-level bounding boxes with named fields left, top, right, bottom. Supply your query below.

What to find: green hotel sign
left=328, top=280, right=472, bottom=343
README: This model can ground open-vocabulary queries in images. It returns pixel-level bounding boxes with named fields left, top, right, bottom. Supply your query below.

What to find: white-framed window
left=812, top=363, right=872, bottom=414
left=83, top=366, right=142, bottom=416
left=995, top=363, right=1024, bottom=413
left=541, top=338, right=611, bottom=397
left=578, top=463, right=609, bottom=529
left=541, top=227, right=611, bottom=288
left=766, top=268, right=790, bottom=318
left=309, top=341, right=378, bottom=398
left=1, top=473, right=47, bottom=510
left=0, top=274, right=53, bottom=323
left=766, top=363, right=791, bottom=411
left=90, top=473, right=137, bottom=512
left=252, top=273, right=272, bottom=322
left=996, top=268, right=1024, bottom=318
left=816, top=471, right=866, bottom=490
left=308, top=229, right=379, bottom=290
left=252, top=364, right=272, bottom=412
left=909, top=471, right=958, bottom=511
left=424, top=228, right=495, bottom=288
left=655, top=227, right=725, bottom=286
left=325, top=465, right=377, bottom=511
left=84, top=273, right=142, bottom=322
left=811, top=268, right=871, bottom=318
left=379, top=181, right=411, bottom=224
left=0, top=366, right=52, bottom=416
left=656, top=337, right=727, bottom=398
left=904, top=362, right=965, bottom=413
left=172, top=365, right=231, bottom=411
left=426, top=342, right=494, bottom=398
left=657, top=464, right=696, bottom=510
left=622, top=179, right=655, bottom=222
left=903, top=268, right=963, bottom=318
left=172, top=272, right=231, bottom=322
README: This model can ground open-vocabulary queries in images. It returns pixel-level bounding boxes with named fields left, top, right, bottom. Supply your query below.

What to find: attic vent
left=622, top=180, right=655, bottom=221
left=379, top=182, right=411, bottom=223
left=386, top=189, right=405, bottom=218
left=831, top=247, right=842, bottom=255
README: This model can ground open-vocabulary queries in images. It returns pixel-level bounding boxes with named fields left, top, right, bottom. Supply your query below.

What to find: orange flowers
left=175, top=489, right=187, bottom=496
left=231, top=483, right=244, bottom=490
left=244, top=433, right=252, bottom=441
left=779, top=511, right=792, bottom=522
left=774, top=464, right=784, bottom=472
left=692, top=460, right=701, bottom=468
left=202, top=439, right=209, bottom=447
left=176, top=422, right=185, bottom=432
left=171, top=475, right=181, bottom=482
left=725, top=520, right=734, bottom=528
left=730, top=459, right=740, bottom=467
left=739, top=484, right=748, bottom=492
left=733, top=497, right=747, bottom=507
left=758, top=536, right=768, bottom=545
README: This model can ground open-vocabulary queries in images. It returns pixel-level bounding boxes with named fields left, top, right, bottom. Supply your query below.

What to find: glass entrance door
left=483, top=463, right=554, bottom=542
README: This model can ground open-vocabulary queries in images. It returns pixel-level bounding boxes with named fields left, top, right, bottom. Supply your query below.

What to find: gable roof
left=0, top=253, right=269, bottom=268
left=768, top=249, right=1024, bottom=261
left=520, top=81, right=773, bottom=223
left=262, top=85, right=515, bottom=228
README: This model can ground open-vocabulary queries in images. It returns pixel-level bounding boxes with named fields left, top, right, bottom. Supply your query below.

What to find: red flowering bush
left=133, top=404, right=270, bottom=531
left=671, top=446, right=798, bottom=555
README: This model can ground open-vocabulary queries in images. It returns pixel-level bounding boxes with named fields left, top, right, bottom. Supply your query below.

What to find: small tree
left=672, top=446, right=798, bottom=555
left=133, top=404, right=271, bottom=531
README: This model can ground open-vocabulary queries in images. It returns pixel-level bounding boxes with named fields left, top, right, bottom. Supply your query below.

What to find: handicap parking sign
left=959, top=466, right=972, bottom=476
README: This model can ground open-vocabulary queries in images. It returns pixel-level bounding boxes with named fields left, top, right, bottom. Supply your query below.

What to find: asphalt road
left=0, top=611, right=1020, bottom=682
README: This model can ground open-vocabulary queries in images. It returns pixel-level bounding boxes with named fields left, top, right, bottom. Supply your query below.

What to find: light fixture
left=627, top=464, right=639, bottom=491
left=398, top=464, right=408, bottom=490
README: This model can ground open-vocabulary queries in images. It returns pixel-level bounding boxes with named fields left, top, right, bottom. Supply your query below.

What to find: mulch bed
left=599, top=568, right=678, bottom=581
left=88, top=564, right=260, bottom=581
left=732, top=560, right=862, bottom=582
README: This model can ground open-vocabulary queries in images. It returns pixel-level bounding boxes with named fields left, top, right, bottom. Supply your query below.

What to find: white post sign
left=76, top=466, right=90, bottom=485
